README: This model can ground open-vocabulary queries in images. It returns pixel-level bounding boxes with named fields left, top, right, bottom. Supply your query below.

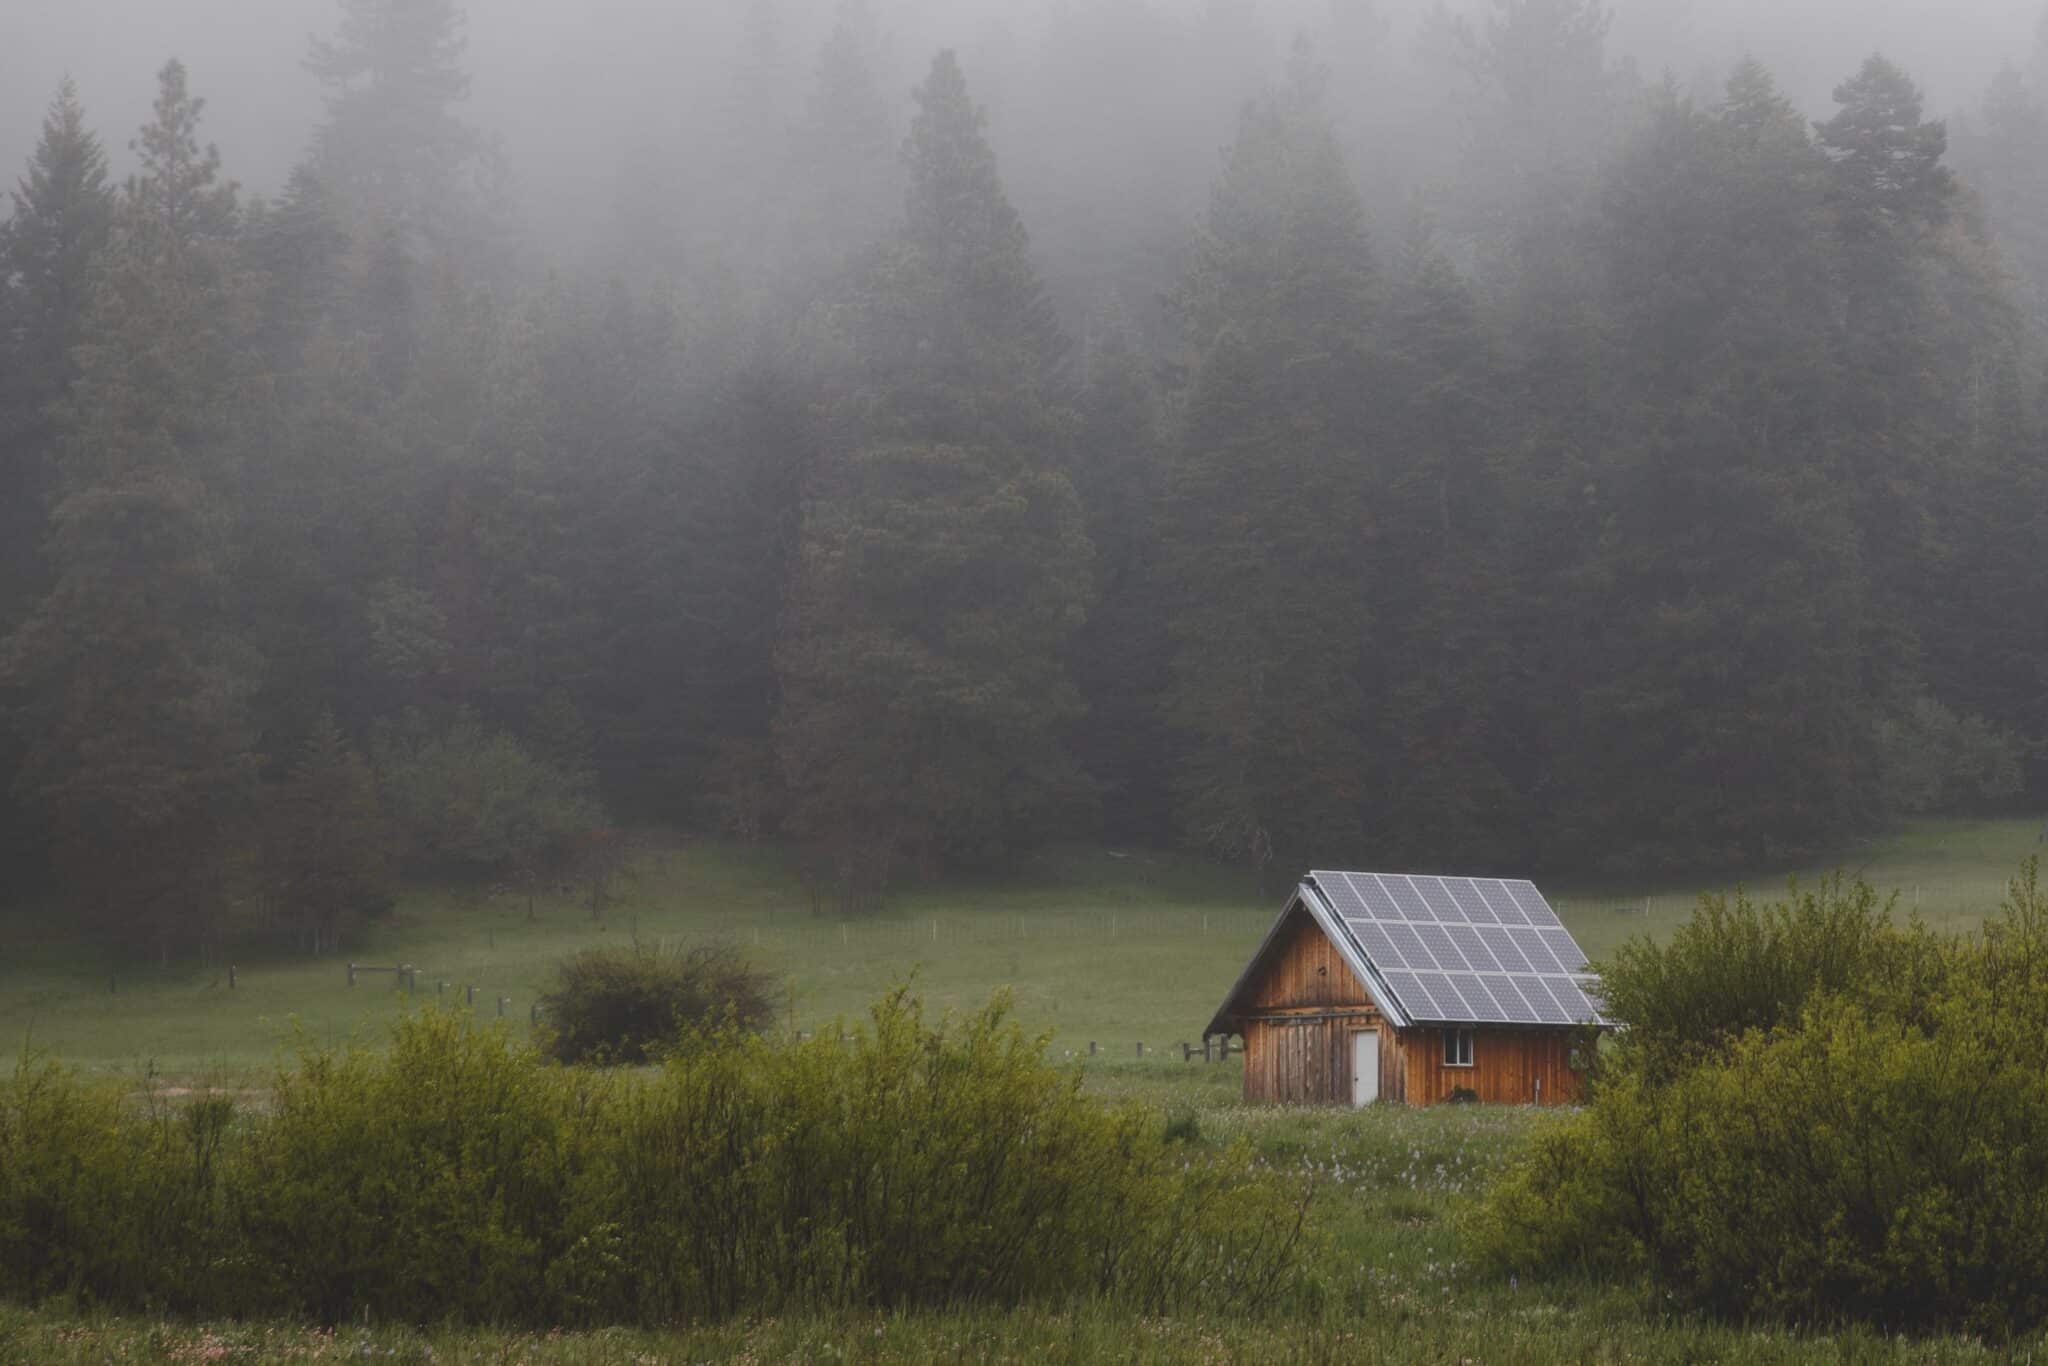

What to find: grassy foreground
left=1, top=818, right=2038, bottom=1081
left=2, top=1065, right=2042, bottom=1360
left=0, top=1301, right=2033, bottom=1364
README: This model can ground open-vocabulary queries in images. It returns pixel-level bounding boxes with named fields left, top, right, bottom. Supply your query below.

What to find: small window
left=1443, top=1028, right=1474, bottom=1067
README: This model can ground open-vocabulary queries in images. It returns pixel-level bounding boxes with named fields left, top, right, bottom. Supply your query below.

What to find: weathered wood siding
left=1239, top=908, right=1375, bottom=1010
left=1237, top=906, right=1381, bottom=1103
left=1392, top=1027, right=1584, bottom=1106
left=1229, top=902, right=1588, bottom=1106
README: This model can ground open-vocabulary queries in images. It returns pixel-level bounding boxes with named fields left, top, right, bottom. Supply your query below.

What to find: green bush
left=0, top=1058, right=240, bottom=1312
left=537, top=941, right=775, bottom=1065
left=1475, top=864, right=2048, bottom=1337
left=0, top=993, right=1313, bottom=1327
left=370, top=708, right=602, bottom=875
left=1594, top=873, right=1945, bottom=1084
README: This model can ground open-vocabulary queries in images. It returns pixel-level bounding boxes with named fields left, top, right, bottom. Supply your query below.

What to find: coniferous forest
left=6, top=0, right=2048, bottom=959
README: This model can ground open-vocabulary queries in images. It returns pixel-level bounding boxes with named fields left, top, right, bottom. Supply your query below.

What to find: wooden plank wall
left=1393, top=1028, right=1584, bottom=1106
left=1240, top=909, right=1375, bottom=1010
left=1230, top=901, right=1587, bottom=1106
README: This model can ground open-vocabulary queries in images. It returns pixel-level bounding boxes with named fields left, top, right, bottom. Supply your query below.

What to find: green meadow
left=1, top=817, right=2038, bottom=1081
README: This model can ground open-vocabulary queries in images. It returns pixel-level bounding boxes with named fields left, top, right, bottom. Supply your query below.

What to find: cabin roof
left=1206, top=871, right=1609, bottom=1036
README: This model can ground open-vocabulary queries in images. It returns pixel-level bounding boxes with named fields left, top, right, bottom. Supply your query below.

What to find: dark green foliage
left=0, top=995, right=1313, bottom=1326
left=537, top=942, right=775, bottom=1064
left=1, top=61, right=256, bottom=962
left=774, top=51, right=1094, bottom=901
left=370, top=708, right=602, bottom=875
left=260, top=712, right=394, bottom=954
left=1161, top=59, right=1380, bottom=869
left=1595, top=874, right=1928, bottom=1084
left=1477, top=865, right=2048, bottom=1335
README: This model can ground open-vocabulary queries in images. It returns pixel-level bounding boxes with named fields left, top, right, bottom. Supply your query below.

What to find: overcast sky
left=4, top=0, right=2042, bottom=233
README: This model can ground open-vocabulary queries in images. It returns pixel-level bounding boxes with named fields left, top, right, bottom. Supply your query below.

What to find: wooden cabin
left=1205, top=870, right=1609, bottom=1106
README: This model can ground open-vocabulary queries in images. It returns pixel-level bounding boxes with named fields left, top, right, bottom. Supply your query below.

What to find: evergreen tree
left=785, top=0, right=900, bottom=283
left=305, top=0, right=480, bottom=254
left=262, top=711, right=393, bottom=954
left=0, top=80, right=113, bottom=628
left=0, top=80, right=113, bottom=881
left=1, top=61, right=255, bottom=960
left=1954, top=66, right=2048, bottom=334
left=1559, top=76, right=1885, bottom=867
left=1365, top=228, right=1521, bottom=864
left=774, top=51, right=1093, bottom=901
left=1160, top=51, right=1381, bottom=871
left=1067, top=306, right=1172, bottom=844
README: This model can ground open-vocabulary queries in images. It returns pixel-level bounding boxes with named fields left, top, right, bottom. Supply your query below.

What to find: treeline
left=4, top=0, right=2048, bottom=956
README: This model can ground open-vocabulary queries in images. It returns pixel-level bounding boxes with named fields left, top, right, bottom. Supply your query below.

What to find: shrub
left=537, top=942, right=775, bottom=1065
left=370, top=708, right=602, bottom=876
left=1476, top=864, right=2048, bottom=1336
left=0, top=1058, right=240, bottom=1312
left=0, top=993, right=1314, bottom=1327
left=1594, top=873, right=1943, bottom=1084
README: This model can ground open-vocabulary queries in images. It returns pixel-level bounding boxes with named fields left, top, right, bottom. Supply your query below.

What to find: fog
left=8, top=0, right=2043, bottom=269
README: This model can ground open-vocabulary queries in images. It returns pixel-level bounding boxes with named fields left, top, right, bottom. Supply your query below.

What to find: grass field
left=0, top=818, right=2040, bottom=1080
left=3, top=820, right=2045, bottom=1360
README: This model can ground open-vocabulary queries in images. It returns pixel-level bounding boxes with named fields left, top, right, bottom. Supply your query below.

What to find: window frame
left=1442, top=1027, right=1475, bottom=1068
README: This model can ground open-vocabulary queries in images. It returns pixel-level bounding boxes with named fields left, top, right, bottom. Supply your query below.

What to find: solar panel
left=1354, top=873, right=1402, bottom=921
left=1446, top=924, right=1498, bottom=971
left=1412, top=923, right=1468, bottom=971
left=1383, top=922, right=1435, bottom=970
left=1540, top=928, right=1590, bottom=971
left=1349, top=920, right=1406, bottom=971
left=1445, top=878, right=1498, bottom=924
left=1396, top=875, right=1445, bottom=921
left=1416, top=877, right=1463, bottom=923
left=1309, top=870, right=1605, bottom=1028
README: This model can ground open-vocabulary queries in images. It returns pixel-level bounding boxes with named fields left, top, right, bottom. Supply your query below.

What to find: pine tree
left=0, top=80, right=113, bottom=628
left=1160, top=50, right=1381, bottom=870
left=1067, top=305, right=1171, bottom=843
left=262, top=711, right=393, bottom=954
left=305, top=0, right=480, bottom=254
left=1365, top=229, right=1521, bottom=864
left=785, top=0, right=900, bottom=283
left=0, top=81, right=114, bottom=880
left=774, top=51, right=1093, bottom=901
left=1, top=60, right=256, bottom=960
left=1551, top=68, right=1887, bottom=867
left=1954, top=66, right=2048, bottom=333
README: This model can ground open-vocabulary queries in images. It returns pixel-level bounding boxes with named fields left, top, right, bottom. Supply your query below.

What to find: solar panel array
left=1309, top=871, right=1605, bottom=1027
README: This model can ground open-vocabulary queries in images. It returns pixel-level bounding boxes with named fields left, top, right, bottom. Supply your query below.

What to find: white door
left=1352, top=1029, right=1379, bottom=1107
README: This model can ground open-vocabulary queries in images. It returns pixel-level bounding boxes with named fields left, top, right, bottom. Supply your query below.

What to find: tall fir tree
left=1066, top=304, right=1172, bottom=844
left=1161, top=47, right=1381, bottom=872
left=774, top=50, right=1093, bottom=901
left=1, top=80, right=113, bottom=631
left=305, top=0, right=481, bottom=257
left=1, top=61, right=256, bottom=959
left=0, top=80, right=113, bottom=882
left=261, top=711, right=393, bottom=954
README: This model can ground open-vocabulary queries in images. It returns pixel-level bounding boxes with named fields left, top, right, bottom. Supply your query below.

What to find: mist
left=8, top=0, right=2044, bottom=274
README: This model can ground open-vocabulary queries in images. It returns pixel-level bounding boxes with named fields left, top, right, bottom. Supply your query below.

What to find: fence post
left=436, top=979, right=445, bottom=997
left=228, top=964, right=236, bottom=991
left=466, top=984, right=476, bottom=1008
left=1202, top=1036, right=1213, bottom=1063
left=1181, top=1042, right=1193, bottom=1062
left=497, top=996, right=507, bottom=1019
left=347, top=962, right=356, bottom=988
left=405, top=967, right=416, bottom=997
left=529, top=1002, right=539, bottom=1025
left=1136, top=1041, right=1144, bottom=1059
left=1088, top=1040, right=1097, bottom=1057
